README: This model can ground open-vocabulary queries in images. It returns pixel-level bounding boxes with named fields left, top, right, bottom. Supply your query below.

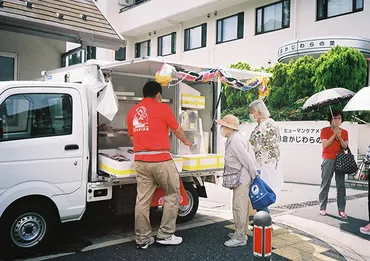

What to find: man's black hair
left=143, top=81, right=162, bottom=98
left=328, top=110, right=344, bottom=123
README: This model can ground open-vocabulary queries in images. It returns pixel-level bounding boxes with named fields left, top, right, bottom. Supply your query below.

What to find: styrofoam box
left=172, top=155, right=183, bottom=172
left=181, top=154, right=224, bottom=171
left=118, top=148, right=183, bottom=172
left=98, top=149, right=135, bottom=178
left=181, top=94, right=205, bottom=109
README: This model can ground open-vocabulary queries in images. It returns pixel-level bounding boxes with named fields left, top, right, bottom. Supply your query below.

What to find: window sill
left=255, top=26, right=290, bottom=36
left=184, top=46, right=206, bottom=52
left=216, top=37, right=243, bottom=45
left=158, top=53, right=176, bottom=57
left=316, top=9, right=363, bottom=22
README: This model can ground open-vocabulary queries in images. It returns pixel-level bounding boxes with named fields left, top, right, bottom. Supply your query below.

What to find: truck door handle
left=65, top=144, right=79, bottom=150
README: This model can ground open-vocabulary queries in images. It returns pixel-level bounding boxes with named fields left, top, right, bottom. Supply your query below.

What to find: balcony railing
left=119, top=0, right=151, bottom=13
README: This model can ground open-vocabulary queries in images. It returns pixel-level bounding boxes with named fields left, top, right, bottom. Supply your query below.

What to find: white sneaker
left=156, top=235, right=183, bottom=245
left=137, top=236, right=155, bottom=249
left=228, top=233, right=248, bottom=240
left=224, top=238, right=247, bottom=247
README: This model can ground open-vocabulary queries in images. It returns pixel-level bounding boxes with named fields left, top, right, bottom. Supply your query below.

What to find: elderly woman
left=216, top=114, right=258, bottom=247
left=248, top=100, right=283, bottom=212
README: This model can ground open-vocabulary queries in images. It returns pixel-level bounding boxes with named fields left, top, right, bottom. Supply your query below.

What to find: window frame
left=184, top=23, right=207, bottom=52
left=317, top=0, right=364, bottom=21
left=135, top=40, right=151, bottom=58
left=0, top=52, right=18, bottom=81
left=157, top=32, right=177, bottom=57
left=216, top=12, right=244, bottom=45
left=255, top=0, right=291, bottom=35
left=0, top=93, right=73, bottom=142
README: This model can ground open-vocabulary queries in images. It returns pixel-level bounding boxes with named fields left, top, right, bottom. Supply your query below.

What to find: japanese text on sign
left=280, top=127, right=322, bottom=145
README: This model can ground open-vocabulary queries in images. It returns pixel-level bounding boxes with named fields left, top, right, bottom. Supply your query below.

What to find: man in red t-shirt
left=127, top=81, right=192, bottom=249
left=319, top=110, right=349, bottom=219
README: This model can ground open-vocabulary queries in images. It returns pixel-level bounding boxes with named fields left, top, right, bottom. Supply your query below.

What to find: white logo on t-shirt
left=133, top=106, right=149, bottom=132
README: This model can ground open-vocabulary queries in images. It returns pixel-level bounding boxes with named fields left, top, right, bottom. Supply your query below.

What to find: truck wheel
left=177, top=182, right=199, bottom=223
left=0, top=201, right=58, bottom=257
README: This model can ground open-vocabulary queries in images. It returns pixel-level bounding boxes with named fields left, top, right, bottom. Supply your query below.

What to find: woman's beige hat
left=215, top=114, right=240, bottom=130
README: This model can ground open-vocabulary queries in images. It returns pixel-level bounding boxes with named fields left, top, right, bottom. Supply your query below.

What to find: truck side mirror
left=0, top=118, right=3, bottom=139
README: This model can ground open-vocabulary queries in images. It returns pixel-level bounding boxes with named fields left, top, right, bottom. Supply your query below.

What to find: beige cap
left=215, top=114, right=240, bottom=130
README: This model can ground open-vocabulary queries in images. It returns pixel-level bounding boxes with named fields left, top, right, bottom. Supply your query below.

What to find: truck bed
left=97, top=168, right=223, bottom=185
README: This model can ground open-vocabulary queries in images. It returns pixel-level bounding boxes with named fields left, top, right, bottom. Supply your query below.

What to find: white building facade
left=96, top=0, right=370, bottom=69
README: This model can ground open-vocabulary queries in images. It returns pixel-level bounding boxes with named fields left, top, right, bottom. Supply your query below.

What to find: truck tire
left=0, top=200, right=58, bottom=257
left=177, top=182, right=199, bottom=223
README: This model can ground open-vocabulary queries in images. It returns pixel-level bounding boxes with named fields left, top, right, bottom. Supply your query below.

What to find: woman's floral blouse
left=249, top=118, right=280, bottom=168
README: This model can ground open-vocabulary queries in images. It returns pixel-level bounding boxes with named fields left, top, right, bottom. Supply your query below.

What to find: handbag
left=249, top=176, right=276, bottom=210
left=335, top=147, right=358, bottom=175
left=222, top=167, right=242, bottom=189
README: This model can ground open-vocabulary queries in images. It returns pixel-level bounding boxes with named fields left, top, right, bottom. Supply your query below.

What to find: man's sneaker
left=224, top=238, right=247, bottom=247
left=137, top=237, right=155, bottom=249
left=156, top=235, right=183, bottom=245
left=360, top=224, right=370, bottom=235
left=228, top=233, right=248, bottom=240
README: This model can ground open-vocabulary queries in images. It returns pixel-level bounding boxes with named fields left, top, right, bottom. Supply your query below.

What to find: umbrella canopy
left=343, top=86, right=370, bottom=111
left=302, top=88, right=355, bottom=111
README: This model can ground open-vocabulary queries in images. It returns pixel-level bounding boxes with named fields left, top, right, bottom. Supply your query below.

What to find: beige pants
left=232, top=183, right=251, bottom=241
left=134, top=160, right=180, bottom=245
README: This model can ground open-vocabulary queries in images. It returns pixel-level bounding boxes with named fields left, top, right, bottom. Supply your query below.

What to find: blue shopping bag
left=249, top=176, right=276, bottom=210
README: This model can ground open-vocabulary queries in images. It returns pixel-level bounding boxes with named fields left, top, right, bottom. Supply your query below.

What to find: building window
left=158, top=33, right=176, bottom=56
left=184, top=24, right=207, bottom=51
left=317, top=0, right=363, bottom=20
left=61, top=46, right=96, bottom=67
left=0, top=93, right=72, bottom=141
left=0, top=52, right=17, bottom=81
left=86, top=46, right=97, bottom=60
left=216, top=12, right=244, bottom=44
left=135, top=40, right=151, bottom=58
left=256, top=1, right=290, bottom=35
left=115, top=47, right=126, bottom=61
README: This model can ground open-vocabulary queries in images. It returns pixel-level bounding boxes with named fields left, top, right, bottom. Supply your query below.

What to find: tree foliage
left=312, top=46, right=367, bottom=92
left=221, top=47, right=369, bottom=122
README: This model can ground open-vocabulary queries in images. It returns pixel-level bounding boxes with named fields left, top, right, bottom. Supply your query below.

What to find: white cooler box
left=172, top=155, right=183, bottom=172
left=181, top=154, right=224, bottom=171
left=98, top=149, right=135, bottom=178
left=117, top=148, right=183, bottom=173
left=181, top=94, right=205, bottom=109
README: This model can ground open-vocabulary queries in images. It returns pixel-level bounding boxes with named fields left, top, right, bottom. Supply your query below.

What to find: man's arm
left=172, top=126, right=192, bottom=147
left=163, top=105, right=192, bottom=147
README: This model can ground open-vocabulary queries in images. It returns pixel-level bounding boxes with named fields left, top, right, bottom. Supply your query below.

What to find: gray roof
left=0, top=0, right=125, bottom=50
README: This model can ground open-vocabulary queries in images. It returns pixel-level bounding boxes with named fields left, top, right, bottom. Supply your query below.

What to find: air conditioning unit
left=118, top=0, right=134, bottom=6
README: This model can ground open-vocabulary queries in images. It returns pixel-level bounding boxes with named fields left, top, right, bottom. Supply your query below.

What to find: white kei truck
left=0, top=57, right=269, bottom=256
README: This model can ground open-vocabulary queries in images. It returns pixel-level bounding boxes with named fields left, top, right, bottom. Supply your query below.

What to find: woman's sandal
left=338, top=211, right=348, bottom=219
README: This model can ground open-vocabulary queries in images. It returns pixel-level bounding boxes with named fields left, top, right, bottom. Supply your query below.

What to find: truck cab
left=0, top=81, right=89, bottom=255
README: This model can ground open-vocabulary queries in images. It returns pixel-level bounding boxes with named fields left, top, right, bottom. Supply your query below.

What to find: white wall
left=102, top=0, right=370, bottom=68
left=217, top=121, right=361, bottom=185
left=358, top=124, right=370, bottom=154
left=0, top=30, right=66, bottom=80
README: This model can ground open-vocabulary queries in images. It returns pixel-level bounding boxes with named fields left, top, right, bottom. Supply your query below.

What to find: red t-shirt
left=127, top=98, right=179, bottom=162
left=320, top=126, right=349, bottom=159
